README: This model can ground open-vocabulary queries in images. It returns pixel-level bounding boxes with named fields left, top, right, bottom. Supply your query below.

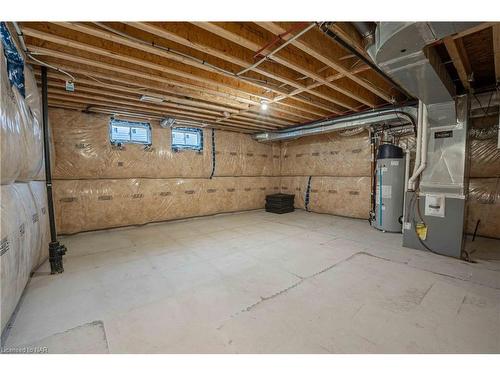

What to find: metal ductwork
left=252, top=106, right=417, bottom=142
left=367, top=22, right=478, bottom=125
left=365, top=22, right=479, bottom=259
left=352, top=22, right=376, bottom=48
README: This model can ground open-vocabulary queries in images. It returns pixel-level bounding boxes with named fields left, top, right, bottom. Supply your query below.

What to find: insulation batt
left=280, top=131, right=371, bottom=177
left=469, top=138, right=500, bottom=178
left=279, top=176, right=309, bottom=210
left=53, top=177, right=281, bottom=234
left=29, top=181, right=51, bottom=265
left=309, top=176, right=371, bottom=219
left=214, top=130, right=281, bottom=177
left=50, top=108, right=281, bottom=179
left=1, top=183, right=46, bottom=332
left=466, top=178, right=500, bottom=239
left=0, top=43, right=22, bottom=185
left=13, top=66, right=43, bottom=181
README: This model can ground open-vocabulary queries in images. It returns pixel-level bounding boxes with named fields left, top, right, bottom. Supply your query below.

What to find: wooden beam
left=444, top=36, right=472, bottom=90
left=194, top=22, right=375, bottom=109
left=256, top=22, right=393, bottom=103
left=29, top=53, right=318, bottom=129
left=46, top=89, right=279, bottom=131
left=23, top=27, right=271, bottom=104
left=451, top=22, right=496, bottom=40
left=328, top=23, right=371, bottom=60
left=37, top=72, right=296, bottom=127
left=30, top=61, right=308, bottom=125
left=45, top=22, right=334, bottom=117
left=126, top=22, right=347, bottom=114
left=47, top=95, right=267, bottom=132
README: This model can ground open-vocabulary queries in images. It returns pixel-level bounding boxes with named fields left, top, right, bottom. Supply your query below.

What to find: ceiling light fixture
left=260, top=101, right=269, bottom=111
left=140, top=94, right=164, bottom=103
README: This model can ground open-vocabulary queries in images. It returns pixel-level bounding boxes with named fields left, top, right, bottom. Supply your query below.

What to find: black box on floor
left=265, top=193, right=295, bottom=214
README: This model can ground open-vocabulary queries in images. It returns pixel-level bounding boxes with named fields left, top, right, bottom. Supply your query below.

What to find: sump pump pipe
left=408, top=102, right=429, bottom=191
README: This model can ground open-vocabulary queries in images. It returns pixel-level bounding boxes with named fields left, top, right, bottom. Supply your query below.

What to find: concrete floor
left=2, top=210, right=499, bottom=353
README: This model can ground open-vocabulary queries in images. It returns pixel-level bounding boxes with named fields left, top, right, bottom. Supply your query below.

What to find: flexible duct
left=253, top=105, right=417, bottom=142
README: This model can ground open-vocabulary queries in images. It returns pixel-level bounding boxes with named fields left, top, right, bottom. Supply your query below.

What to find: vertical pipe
left=41, top=66, right=66, bottom=274
left=402, top=148, right=411, bottom=232
left=41, top=66, right=56, bottom=242
left=408, top=101, right=425, bottom=190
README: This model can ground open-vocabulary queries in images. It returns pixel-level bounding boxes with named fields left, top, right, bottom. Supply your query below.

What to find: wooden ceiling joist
left=26, top=43, right=322, bottom=124
left=31, top=22, right=334, bottom=118
left=36, top=71, right=296, bottom=127
left=125, top=22, right=351, bottom=113
left=19, top=21, right=408, bottom=133
left=47, top=89, right=279, bottom=131
left=255, top=22, right=393, bottom=103
left=193, top=22, right=377, bottom=109
left=444, top=36, right=472, bottom=90
left=47, top=95, right=264, bottom=132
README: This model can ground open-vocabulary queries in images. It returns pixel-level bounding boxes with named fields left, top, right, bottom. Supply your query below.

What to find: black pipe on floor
left=41, top=66, right=67, bottom=274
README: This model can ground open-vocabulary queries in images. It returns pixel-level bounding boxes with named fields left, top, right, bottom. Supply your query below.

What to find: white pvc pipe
left=408, top=101, right=423, bottom=190
left=411, top=101, right=423, bottom=174
left=408, top=103, right=428, bottom=190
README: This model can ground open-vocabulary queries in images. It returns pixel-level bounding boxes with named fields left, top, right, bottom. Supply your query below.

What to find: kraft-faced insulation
left=49, top=108, right=280, bottom=179
left=278, top=176, right=309, bottom=209
left=469, top=138, right=500, bottom=178
left=53, top=177, right=281, bottom=234
left=308, top=176, right=371, bottom=219
left=280, top=131, right=371, bottom=177
left=214, top=130, right=281, bottom=176
left=466, top=178, right=500, bottom=239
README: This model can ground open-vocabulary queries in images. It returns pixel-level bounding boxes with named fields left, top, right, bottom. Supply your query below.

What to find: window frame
left=109, top=117, right=152, bottom=146
left=171, top=127, right=204, bottom=152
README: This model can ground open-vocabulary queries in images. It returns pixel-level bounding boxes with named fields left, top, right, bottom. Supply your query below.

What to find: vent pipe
left=352, top=22, right=376, bottom=48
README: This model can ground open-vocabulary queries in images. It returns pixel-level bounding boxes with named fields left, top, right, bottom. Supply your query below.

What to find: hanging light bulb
left=260, top=101, right=269, bottom=110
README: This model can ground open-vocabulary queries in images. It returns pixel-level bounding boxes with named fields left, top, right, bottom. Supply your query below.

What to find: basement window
left=171, top=127, right=203, bottom=152
left=109, top=118, right=152, bottom=146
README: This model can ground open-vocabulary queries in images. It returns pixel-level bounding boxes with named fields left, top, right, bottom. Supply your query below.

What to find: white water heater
left=373, top=144, right=406, bottom=232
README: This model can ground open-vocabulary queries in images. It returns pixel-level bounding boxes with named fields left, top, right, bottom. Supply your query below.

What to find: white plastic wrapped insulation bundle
left=0, top=43, right=23, bottom=184
left=12, top=183, right=40, bottom=275
left=29, top=181, right=50, bottom=266
left=15, top=66, right=43, bottom=181
left=0, top=184, right=33, bottom=332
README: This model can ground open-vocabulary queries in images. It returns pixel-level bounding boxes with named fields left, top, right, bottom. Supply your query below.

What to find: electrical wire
left=27, top=53, right=76, bottom=82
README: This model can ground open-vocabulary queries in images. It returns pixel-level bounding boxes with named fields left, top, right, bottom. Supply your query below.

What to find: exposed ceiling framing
left=17, top=21, right=407, bottom=132
left=14, top=22, right=498, bottom=132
